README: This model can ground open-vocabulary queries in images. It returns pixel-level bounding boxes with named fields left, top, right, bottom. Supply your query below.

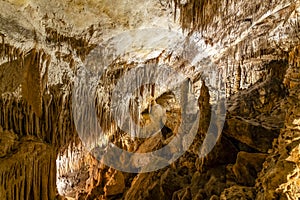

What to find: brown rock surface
left=232, top=151, right=267, bottom=186
left=0, top=0, right=299, bottom=199
left=220, top=185, right=255, bottom=200
left=255, top=45, right=300, bottom=200
left=0, top=128, right=56, bottom=200
left=104, top=169, right=125, bottom=196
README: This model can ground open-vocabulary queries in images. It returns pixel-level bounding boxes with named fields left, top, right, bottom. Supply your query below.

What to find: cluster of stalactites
left=0, top=36, right=51, bottom=116
left=0, top=35, right=24, bottom=63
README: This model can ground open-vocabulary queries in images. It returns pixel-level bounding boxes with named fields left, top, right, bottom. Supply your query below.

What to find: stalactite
left=256, top=45, right=300, bottom=200
left=0, top=34, right=4, bottom=59
left=0, top=134, right=57, bottom=200
left=233, top=64, right=242, bottom=93
left=22, top=49, right=42, bottom=117
left=56, top=142, right=88, bottom=181
left=284, top=45, right=300, bottom=89
left=0, top=83, right=77, bottom=149
left=45, top=27, right=96, bottom=60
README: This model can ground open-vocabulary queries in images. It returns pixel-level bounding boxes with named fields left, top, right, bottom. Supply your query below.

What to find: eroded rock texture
left=0, top=0, right=300, bottom=199
left=0, top=127, right=56, bottom=200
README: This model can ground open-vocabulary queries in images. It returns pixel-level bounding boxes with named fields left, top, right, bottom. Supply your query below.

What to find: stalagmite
left=0, top=0, right=299, bottom=199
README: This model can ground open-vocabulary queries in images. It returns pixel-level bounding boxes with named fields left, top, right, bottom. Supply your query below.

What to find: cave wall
left=0, top=0, right=299, bottom=199
left=254, top=45, right=300, bottom=200
left=0, top=128, right=56, bottom=200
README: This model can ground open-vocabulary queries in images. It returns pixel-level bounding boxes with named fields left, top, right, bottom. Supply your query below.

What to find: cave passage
left=0, top=0, right=300, bottom=199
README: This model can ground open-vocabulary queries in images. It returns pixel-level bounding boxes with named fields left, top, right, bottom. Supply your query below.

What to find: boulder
left=232, top=151, right=267, bottom=186
left=104, top=169, right=125, bottom=196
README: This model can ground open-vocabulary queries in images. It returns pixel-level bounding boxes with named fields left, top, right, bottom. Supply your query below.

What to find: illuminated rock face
left=0, top=128, right=56, bottom=200
left=0, top=0, right=299, bottom=199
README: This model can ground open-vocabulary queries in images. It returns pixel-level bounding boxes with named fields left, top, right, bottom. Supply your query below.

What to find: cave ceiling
left=1, top=0, right=300, bottom=199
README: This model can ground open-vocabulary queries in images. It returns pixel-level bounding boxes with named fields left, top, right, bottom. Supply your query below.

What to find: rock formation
left=0, top=0, right=299, bottom=199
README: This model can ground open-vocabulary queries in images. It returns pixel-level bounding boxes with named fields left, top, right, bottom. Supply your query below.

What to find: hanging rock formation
left=0, top=0, right=299, bottom=199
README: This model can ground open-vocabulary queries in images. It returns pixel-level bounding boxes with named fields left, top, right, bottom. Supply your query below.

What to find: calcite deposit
left=0, top=0, right=299, bottom=199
